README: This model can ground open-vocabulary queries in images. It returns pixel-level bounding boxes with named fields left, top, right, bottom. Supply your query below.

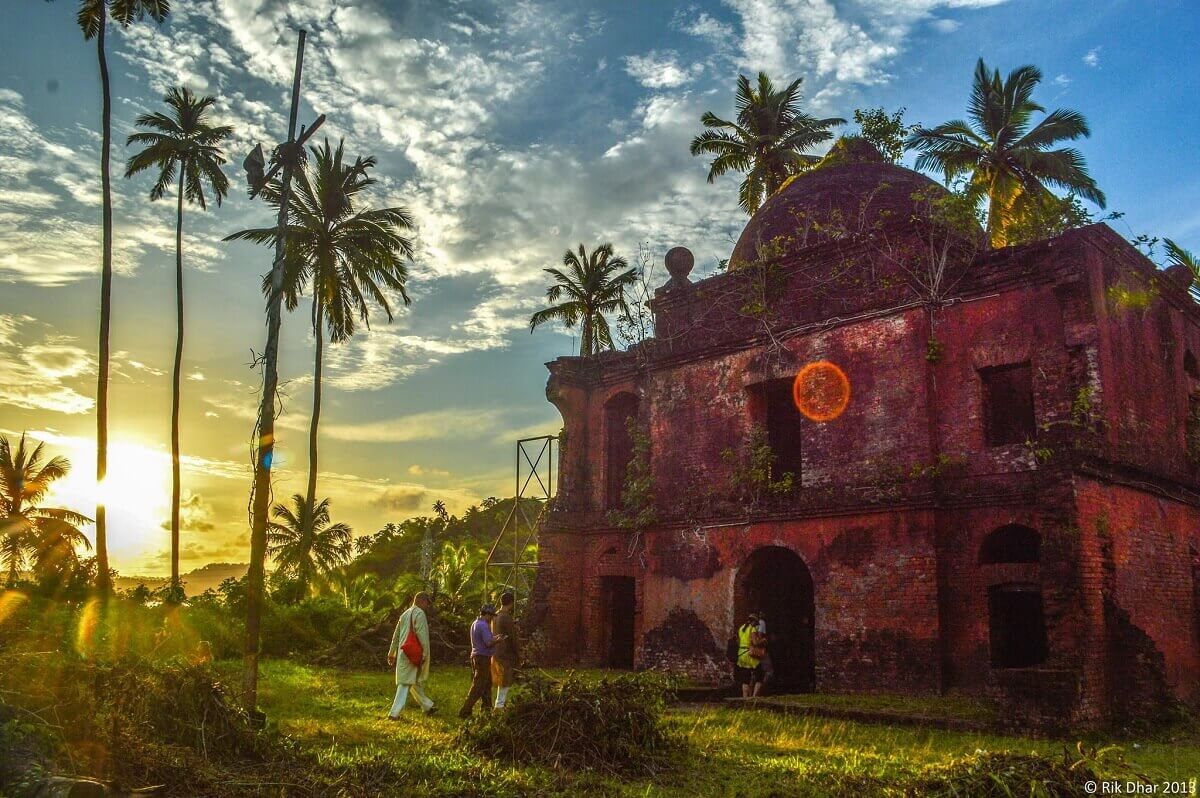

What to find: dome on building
left=729, top=140, right=973, bottom=268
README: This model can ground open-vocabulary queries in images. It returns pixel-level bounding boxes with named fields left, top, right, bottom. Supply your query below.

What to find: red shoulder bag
left=399, top=610, right=424, bottom=666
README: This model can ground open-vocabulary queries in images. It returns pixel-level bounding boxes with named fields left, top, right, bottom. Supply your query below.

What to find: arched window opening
left=980, top=524, right=1041, bottom=564
left=988, top=582, right=1048, bottom=668
left=604, top=393, right=639, bottom=510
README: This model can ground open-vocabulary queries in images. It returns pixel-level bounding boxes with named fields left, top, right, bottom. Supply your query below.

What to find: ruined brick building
left=531, top=144, right=1200, bottom=728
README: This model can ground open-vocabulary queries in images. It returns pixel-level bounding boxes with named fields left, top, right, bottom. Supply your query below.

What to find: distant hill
left=117, top=562, right=249, bottom=596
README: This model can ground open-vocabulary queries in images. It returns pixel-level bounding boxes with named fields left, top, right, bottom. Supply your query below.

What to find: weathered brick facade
left=531, top=154, right=1200, bottom=729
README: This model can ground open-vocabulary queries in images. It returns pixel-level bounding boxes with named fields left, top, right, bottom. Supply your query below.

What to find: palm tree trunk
left=580, top=310, right=593, bottom=356
left=304, top=305, right=323, bottom=519
left=94, top=13, right=112, bottom=596
left=170, top=167, right=185, bottom=593
left=245, top=31, right=306, bottom=713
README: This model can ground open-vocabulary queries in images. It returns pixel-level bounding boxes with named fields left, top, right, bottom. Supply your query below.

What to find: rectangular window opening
left=760, top=378, right=803, bottom=478
left=980, top=363, right=1036, bottom=447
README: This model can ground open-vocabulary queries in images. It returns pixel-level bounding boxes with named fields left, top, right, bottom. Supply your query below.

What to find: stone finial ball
left=665, top=246, right=694, bottom=282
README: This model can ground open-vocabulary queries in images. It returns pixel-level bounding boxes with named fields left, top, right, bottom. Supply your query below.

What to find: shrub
left=459, top=672, right=682, bottom=777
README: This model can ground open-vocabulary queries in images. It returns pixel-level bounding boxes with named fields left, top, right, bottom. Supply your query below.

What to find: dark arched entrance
left=734, top=546, right=815, bottom=692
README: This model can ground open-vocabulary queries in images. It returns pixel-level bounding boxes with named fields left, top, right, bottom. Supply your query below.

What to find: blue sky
left=0, top=0, right=1196, bottom=574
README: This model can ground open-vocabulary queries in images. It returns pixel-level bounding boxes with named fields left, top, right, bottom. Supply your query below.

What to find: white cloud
left=323, top=408, right=508, bottom=443
left=677, top=10, right=736, bottom=45
left=623, top=51, right=704, bottom=89
left=688, top=0, right=1009, bottom=109
left=931, top=18, right=960, bottom=33
left=1054, top=74, right=1072, bottom=87
left=1083, top=47, right=1101, bottom=67
left=0, top=316, right=95, bottom=414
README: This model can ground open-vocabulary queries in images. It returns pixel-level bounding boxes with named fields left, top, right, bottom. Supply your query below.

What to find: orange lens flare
left=75, top=597, right=101, bottom=657
left=0, top=590, right=27, bottom=626
left=793, top=361, right=851, bottom=422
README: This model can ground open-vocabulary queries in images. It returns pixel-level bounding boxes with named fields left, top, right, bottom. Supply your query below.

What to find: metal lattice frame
left=482, top=435, right=555, bottom=604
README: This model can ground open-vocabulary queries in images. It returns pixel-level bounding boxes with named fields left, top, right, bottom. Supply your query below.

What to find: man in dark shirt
left=458, top=603, right=497, bottom=718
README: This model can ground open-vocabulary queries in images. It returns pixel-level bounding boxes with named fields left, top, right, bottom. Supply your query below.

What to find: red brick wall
left=1074, top=478, right=1200, bottom=707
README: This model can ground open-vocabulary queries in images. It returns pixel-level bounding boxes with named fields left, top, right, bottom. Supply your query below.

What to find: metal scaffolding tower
left=482, top=435, right=554, bottom=604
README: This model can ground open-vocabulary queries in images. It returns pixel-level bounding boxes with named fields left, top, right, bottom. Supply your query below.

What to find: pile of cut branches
left=459, top=671, right=682, bottom=778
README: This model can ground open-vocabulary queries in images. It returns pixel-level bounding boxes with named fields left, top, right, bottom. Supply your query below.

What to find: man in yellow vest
left=736, top=612, right=766, bottom=698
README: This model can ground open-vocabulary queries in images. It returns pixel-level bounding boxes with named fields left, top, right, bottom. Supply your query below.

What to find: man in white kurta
left=387, top=592, right=437, bottom=717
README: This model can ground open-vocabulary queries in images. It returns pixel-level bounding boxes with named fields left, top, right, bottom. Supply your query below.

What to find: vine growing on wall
left=606, top=417, right=657, bottom=534
left=721, top=424, right=795, bottom=508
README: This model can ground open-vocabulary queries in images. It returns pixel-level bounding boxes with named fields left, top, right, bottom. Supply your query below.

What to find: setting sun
left=41, top=433, right=171, bottom=565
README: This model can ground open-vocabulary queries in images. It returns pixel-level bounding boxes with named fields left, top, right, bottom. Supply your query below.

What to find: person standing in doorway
left=387, top=592, right=437, bottom=718
left=491, top=591, right=520, bottom=709
left=459, top=603, right=497, bottom=718
left=755, top=613, right=773, bottom=690
left=736, top=612, right=765, bottom=698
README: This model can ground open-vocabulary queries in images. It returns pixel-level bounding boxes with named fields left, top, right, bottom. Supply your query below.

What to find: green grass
left=221, top=660, right=1200, bottom=797
left=764, top=690, right=998, bottom=723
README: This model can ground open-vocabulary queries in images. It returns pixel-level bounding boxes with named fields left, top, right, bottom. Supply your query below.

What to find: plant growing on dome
left=853, top=107, right=917, bottom=164
left=690, top=72, right=844, bottom=214
left=907, top=58, right=1105, bottom=248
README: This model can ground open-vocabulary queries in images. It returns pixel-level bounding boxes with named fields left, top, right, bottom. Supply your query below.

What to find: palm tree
left=225, top=139, right=414, bottom=532
left=266, top=494, right=352, bottom=598
left=1165, top=239, right=1200, bottom=301
left=75, top=0, right=170, bottom=596
left=529, top=243, right=637, bottom=356
left=125, top=87, right=232, bottom=596
left=906, top=58, right=1106, bottom=248
left=690, top=72, right=844, bottom=214
left=0, top=434, right=92, bottom=585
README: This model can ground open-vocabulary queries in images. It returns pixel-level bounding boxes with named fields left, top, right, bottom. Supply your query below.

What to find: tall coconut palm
left=125, top=87, right=232, bottom=596
left=75, top=0, right=170, bottom=595
left=906, top=58, right=1106, bottom=248
left=529, top=243, right=637, bottom=356
left=690, top=72, right=844, bottom=214
left=0, top=434, right=92, bottom=585
left=266, top=494, right=352, bottom=597
left=225, top=139, right=414, bottom=540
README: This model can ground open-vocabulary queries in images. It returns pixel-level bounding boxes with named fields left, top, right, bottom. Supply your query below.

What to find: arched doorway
left=735, top=546, right=815, bottom=692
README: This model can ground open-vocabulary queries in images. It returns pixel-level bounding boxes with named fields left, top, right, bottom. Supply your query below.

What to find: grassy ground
left=764, top=690, right=998, bottom=723
left=228, top=660, right=1200, bottom=797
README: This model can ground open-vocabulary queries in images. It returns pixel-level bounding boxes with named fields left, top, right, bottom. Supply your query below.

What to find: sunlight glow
left=41, top=435, right=172, bottom=563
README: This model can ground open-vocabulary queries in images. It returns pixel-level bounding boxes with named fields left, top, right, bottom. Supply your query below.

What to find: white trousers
left=389, top=682, right=434, bottom=716
left=494, top=685, right=510, bottom=708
